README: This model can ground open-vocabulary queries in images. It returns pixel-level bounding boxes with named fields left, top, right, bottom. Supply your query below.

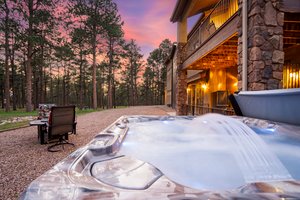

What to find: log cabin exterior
left=167, top=0, right=300, bottom=115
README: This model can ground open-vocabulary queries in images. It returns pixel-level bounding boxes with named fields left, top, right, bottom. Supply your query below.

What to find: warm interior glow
left=210, top=0, right=238, bottom=29
left=284, top=65, right=300, bottom=88
left=290, top=72, right=299, bottom=79
left=201, top=84, right=208, bottom=91
left=217, top=83, right=222, bottom=90
left=233, top=82, right=238, bottom=87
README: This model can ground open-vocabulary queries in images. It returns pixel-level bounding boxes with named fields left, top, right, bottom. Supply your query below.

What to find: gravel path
left=0, top=105, right=174, bottom=200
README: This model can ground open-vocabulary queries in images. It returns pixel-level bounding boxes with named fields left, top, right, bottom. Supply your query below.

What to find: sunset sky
left=114, top=0, right=177, bottom=58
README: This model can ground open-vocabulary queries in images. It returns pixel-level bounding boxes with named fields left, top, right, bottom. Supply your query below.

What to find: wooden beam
left=284, top=30, right=300, bottom=33
left=279, top=0, right=300, bottom=12
left=283, top=31, right=300, bottom=38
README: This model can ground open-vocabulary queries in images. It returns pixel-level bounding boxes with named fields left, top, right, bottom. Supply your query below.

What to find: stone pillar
left=176, top=43, right=187, bottom=115
left=238, top=0, right=284, bottom=91
left=175, top=16, right=188, bottom=115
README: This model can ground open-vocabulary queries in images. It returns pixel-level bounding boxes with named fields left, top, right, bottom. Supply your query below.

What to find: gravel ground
left=0, top=105, right=174, bottom=200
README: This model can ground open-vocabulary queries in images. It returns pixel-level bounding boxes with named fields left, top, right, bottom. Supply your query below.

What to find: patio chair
left=47, top=105, right=77, bottom=152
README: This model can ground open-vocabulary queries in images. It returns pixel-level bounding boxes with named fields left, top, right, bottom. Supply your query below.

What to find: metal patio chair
left=47, top=105, right=77, bottom=152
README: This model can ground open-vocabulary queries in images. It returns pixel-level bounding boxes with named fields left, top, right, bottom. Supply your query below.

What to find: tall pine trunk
left=91, top=24, right=97, bottom=109
left=4, top=0, right=10, bottom=112
left=33, top=65, right=38, bottom=109
left=66, top=68, right=70, bottom=105
left=98, top=67, right=103, bottom=109
left=113, top=78, right=116, bottom=108
left=43, top=68, right=47, bottom=103
left=107, top=69, right=113, bottom=109
left=92, top=44, right=97, bottom=109
left=22, top=52, right=26, bottom=108
left=10, top=38, right=17, bottom=110
left=62, top=65, right=66, bottom=106
left=26, top=0, right=34, bottom=112
left=107, top=38, right=114, bottom=109
left=39, top=43, right=45, bottom=103
left=79, top=50, right=83, bottom=110
left=129, top=63, right=134, bottom=106
left=49, top=64, right=54, bottom=103
left=134, top=76, right=138, bottom=106
left=56, top=65, right=60, bottom=105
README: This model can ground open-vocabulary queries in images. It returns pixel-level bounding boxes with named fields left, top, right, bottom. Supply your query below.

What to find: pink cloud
left=114, top=0, right=177, bottom=58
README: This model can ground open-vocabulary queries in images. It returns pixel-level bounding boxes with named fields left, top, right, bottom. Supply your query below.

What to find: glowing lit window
left=283, top=65, right=300, bottom=88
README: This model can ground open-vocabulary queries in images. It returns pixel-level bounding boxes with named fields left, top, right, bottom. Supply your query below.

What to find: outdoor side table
left=29, top=120, right=48, bottom=144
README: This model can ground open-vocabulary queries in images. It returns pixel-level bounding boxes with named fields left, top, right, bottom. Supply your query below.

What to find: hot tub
left=21, top=114, right=300, bottom=199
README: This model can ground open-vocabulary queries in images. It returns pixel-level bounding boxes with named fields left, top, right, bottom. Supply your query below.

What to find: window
left=283, top=64, right=300, bottom=88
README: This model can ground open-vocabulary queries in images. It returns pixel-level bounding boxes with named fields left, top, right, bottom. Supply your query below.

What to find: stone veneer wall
left=175, top=43, right=187, bottom=115
left=237, top=0, right=284, bottom=91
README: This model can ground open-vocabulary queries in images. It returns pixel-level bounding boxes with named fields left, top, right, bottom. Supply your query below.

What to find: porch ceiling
left=171, top=0, right=219, bottom=22
left=186, top=36, right=238, bottom=70
left=189, top=0, right=220, bottom=17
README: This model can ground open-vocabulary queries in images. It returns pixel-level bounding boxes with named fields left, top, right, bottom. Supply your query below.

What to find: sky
left=114, top=0, right=177, bottom=59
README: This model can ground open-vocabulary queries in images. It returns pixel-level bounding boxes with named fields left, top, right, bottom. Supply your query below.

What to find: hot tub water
left=119, top=114, right=298, bottom=190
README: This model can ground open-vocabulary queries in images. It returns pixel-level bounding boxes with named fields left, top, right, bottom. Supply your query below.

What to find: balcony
left=183, top=0, right=239, bottom=64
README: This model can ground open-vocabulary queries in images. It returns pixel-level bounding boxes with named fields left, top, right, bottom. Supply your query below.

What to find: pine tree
left=0, top=0, right=11, bottom=111
left=71, top=26, right=89, bottom=109
left=101, top=1, right=124, bottom=108
left=15, top=0, right=57, bottom=111
left=145, top=39, right=172, bottom=105
left=122, top=39, right=143, bottom=106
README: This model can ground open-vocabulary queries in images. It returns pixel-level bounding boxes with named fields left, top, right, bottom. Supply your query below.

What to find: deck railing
left=185, top=0, right=239, bottom=59
left=186, top=104, right=235, bottom=116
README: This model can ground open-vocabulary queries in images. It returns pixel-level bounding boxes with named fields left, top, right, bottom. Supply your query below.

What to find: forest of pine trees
left=0, top=0, right=173, bottom=112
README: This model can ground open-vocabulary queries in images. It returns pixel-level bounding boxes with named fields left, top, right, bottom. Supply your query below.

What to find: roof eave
left=170, top=0, right=190, bottom=22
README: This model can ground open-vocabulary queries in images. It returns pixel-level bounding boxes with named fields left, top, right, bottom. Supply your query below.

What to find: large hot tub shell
left=20, top=115, right=300, bottom=200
